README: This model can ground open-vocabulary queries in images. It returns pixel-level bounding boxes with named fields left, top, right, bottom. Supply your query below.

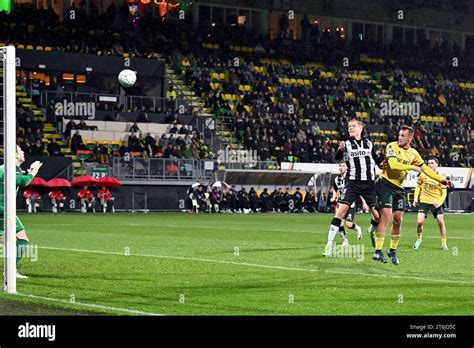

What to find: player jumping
left=0, top=145, right=43, bottom=278
left=373, top=126, right=452, bottom=264
left=323, top=119, right=384, bottom=257
left=413, top=157, right=449, bottom=251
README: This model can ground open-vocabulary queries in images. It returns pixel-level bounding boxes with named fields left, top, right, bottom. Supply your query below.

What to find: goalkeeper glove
left=28, top=161, right=43, bottom=176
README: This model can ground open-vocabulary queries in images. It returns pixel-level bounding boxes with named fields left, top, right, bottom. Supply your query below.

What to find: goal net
left=1, top=46, right=17, bottom=294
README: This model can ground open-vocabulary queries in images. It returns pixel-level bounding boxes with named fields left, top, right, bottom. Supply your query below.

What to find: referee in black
left=323, top=119, right=385, bottom=257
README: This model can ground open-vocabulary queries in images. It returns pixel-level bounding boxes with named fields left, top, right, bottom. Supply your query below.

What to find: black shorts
left=418, top=202, right=444, bottom=218
left=339, top=180, right=377, bottom=208
left=375, top=177, right=406, bottom=212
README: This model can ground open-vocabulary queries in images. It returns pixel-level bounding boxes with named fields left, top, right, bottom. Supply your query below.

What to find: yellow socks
left=441, top=237, right=447, bottom=247
left=390, top=234, right=400, bottom=249
left=417, top=234, right=423, bottom=241
left=375, top=232, right=385, bottom=250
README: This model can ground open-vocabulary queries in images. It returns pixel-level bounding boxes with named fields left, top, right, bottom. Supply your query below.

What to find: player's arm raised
left=335, top=141, right=346, bottom=161
left=387, top=157, right=417, bottom=171
left=16, top=161, right=42, bottom=187
left=420, top=164, right=451, bottom=187
left=412, top=152, right=452, bottom=187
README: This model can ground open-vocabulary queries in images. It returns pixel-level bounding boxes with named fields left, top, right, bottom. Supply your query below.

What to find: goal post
left=1, top=46, right=17, bottom=294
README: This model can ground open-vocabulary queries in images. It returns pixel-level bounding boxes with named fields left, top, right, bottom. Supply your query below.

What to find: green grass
left=0, top=212, right=472, bottom=315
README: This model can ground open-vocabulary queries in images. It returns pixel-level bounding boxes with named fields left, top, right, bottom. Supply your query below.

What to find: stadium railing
left=111, top=157, right=215, bottom=182
left=40, top=90, right=178, bottom=113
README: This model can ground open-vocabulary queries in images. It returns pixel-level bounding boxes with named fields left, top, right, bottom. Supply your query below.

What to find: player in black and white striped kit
left=323, top=119, right=384, bottom=257
left=330, top=162, right=369, bottom=247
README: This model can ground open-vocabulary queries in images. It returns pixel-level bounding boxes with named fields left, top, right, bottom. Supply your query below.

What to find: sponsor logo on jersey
left=350, top=150, right=368, bottom=157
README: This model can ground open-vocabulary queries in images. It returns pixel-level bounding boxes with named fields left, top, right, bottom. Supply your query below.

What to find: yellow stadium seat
left=17, top=44, right=25, bottom=49
left=26, top=45, right=34, bottom=50
left=44, top=46, right=53, bottom=51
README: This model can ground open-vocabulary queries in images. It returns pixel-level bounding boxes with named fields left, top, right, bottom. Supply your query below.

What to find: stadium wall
left=16, top=50, right=165, bottom=77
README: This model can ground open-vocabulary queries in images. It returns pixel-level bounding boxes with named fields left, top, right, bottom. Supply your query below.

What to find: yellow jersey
left=415, top=173, right=447, bottom=205
left=380, top=141, right=424, bottom=188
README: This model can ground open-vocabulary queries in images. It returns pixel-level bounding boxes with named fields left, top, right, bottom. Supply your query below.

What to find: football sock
left=16, top=239, right=29, bottom=265
left=348, top=223, right=358, bottom=230
left=441, top=237, right=447, bottom=246
left=417, top=234, right=423, bottom=241
left=369, top=219, right=378, bottom=232
left=390, top=234, right=400, bottom=249
left=375, top=231, right=385, bottom=250
left=339, top=226, right=347, bottom=241
left=327, top=217, right=342, bottom=244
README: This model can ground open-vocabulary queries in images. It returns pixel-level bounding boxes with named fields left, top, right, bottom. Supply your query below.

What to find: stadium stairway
left=16, top=86, right=84, bottom=177
left=164, top=65, right=212, bottom=116
left=215, top=115, right=241, bottom=151
left=164, top=64, right=241, bottom=152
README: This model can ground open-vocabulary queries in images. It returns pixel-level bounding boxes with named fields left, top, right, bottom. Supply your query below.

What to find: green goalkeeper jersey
left=0, top=165, right=34, bottom=213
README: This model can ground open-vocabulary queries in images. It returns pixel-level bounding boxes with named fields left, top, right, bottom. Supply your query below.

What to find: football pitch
left=0, top=212, right=472, bottom=316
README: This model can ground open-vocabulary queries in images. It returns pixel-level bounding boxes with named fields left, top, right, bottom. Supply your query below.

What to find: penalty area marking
left=39, top=246, right=473, bottom=285
left=14, top=293, right=165, bottom=316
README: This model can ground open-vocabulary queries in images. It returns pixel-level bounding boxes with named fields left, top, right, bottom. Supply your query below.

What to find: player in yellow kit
left=413, top=157, right=449, bottom=251
left=372, top=126, right=452, bottom=264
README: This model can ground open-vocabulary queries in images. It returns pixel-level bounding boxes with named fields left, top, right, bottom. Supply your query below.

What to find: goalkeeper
left=0, top=145, right=43, bottom=279
left=413, top=157, right=449, bottom=251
